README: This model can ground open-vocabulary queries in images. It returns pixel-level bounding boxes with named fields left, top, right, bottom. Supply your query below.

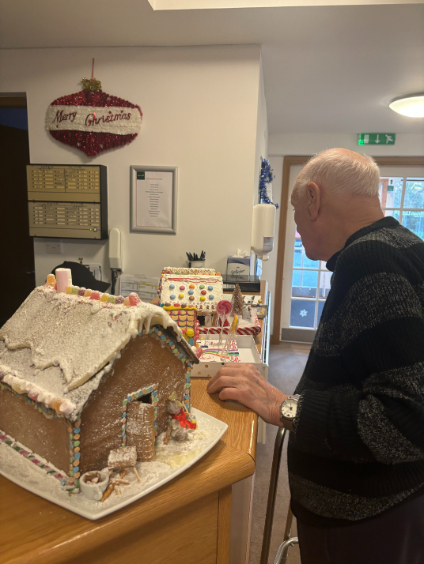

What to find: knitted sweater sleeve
left=293, top=245, right=424, bottom=464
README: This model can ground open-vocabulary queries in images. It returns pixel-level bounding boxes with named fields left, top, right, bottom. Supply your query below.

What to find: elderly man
left=207, top=149, right=424, bottom=564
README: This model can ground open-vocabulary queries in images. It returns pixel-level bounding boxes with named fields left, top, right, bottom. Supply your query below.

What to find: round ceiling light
left=389, top=94, right=424, bottom=118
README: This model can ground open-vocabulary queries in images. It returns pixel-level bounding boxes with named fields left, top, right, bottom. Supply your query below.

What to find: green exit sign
left=358, top=133, right=396, bottom=145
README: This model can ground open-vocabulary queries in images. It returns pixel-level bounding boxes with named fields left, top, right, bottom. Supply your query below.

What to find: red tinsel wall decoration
left=45, top=72, right=142, bottom=157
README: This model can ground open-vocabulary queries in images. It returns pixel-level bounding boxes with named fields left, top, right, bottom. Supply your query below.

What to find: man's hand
left=207, top=364, right=290, bottom=428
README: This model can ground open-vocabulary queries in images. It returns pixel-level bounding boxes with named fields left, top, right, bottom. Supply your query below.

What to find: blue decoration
left=259, top=158, right=278, bottom=208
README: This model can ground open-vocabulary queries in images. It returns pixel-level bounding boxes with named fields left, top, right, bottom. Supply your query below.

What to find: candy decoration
left=84, top=289, right=92, bottom=298
left=66, top=287, right=73, bottom=294
left=100, top=293, right=109, bottom=302
left=179, top=293, right=184, bottom=299
left=45, top=72, right=143, bottom=157
left=115, top=296, right=125, bottom=304
left=46, top=274, right=56, bottom=287
left=129, top=293, right=141, bottom=306
left=124, top=297, right=130, bottom=306
left=201, top=290, right=207, bottom=295
left=56, top=268, right=72, bottom=293
left=216, top=300, right=232, bottom=316
left=179, top=285, right=185, bottom=290
left=78, top=288, right=86, bottom=297
left=90, top=291, right=100, bottom=300
left=208, top=286, right=213, bottom=291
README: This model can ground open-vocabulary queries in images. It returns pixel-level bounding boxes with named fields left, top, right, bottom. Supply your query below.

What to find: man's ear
left=306, top=182, right=321, bottom=221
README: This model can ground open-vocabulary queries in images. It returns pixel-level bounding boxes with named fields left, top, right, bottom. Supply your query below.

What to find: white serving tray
left=194, top=335, right=267, bottom=378
left=0, top=408, right=227, bottom=520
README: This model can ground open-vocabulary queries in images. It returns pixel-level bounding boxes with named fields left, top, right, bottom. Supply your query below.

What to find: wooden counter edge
left=1, top=443, right=255, bottom=564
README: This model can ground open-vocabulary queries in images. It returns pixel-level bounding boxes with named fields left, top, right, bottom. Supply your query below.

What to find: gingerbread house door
left=126, top=400, right=155, bottom=462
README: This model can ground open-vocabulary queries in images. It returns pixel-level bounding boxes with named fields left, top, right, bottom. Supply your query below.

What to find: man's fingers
left=207, top=375, right=240, bottom=394
left=207, top=365, right=248, bottom=389
left=218, top=387, right=242, bottom=402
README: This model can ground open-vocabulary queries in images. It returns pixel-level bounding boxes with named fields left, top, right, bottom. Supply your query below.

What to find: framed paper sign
left=130, top=166, right=178, bottom=234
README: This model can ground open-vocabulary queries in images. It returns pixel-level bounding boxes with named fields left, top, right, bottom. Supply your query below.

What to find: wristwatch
left=280, top=394, right=300, bottom=422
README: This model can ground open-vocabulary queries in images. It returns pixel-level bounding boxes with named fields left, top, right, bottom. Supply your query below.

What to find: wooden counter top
left=0, top=379, right=257, bottom=564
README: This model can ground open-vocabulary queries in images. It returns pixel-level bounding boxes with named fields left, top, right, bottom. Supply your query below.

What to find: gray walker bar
left=260, top=427, right=299, bottom=564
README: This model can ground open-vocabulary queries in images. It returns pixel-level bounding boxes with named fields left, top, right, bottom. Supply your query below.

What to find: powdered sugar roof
left=0, top=286, right=195, bottom=392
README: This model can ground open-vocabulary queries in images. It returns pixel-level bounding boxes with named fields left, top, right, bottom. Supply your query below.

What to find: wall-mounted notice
left=130, top=166, right=178, bottom=234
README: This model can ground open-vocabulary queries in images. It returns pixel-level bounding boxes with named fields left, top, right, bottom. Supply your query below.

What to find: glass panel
left=292, top=270, right=318, bottom=298
left=294, top=239, right=319, bottom=269
left=319, top=271, right=332, bottom=298
left=404, top=179, right=424, bottom=209
left=401, top=211, right=424, bottom=241
left=292, top=270, right=301, bottom=287
left=293, top=247, right=302, bottom=268
left=384, top=209, right=400, bottom=220
left=304, top=255, right=319, bottom=268
left=317, top=301, right=325, bottom=323
left=379, top=177, right=403, bottom=209
left=290, top=299, right=315, bottom=328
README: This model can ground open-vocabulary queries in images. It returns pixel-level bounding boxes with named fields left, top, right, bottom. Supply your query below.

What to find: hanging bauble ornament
left=45, top=67, right=142, bottom=157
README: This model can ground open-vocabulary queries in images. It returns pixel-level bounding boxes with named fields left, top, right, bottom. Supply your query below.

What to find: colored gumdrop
left=71, top=287, right=79, bottom=295
left=90, top=291, right=100, bottom=300
left=66, top=287, right=72, bottom=294
left=129, top=293, right=141, bottom=306
left=216, top=272, right=221, bottom=276
left=124, top=297, right=130, bottom=306
left=108, top=295, right=116, bottom=304
left=78, top=288, right=86, bottom=297
left=100, top=293, right=109, bottom=302
left=84, top=289, right=92, bottom=298
left=115, top=296, right=125, bottom=304
left=46, top=274, right=56, bottom=286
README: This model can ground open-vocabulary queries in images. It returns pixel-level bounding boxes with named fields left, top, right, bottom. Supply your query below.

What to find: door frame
left=271, top=156, right=424, bottom=345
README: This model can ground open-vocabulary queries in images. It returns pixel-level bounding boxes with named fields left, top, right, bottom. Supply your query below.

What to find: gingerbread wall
left=79, top=330, right=187, bottom=473
left=0, top=388, right=70, bottom=473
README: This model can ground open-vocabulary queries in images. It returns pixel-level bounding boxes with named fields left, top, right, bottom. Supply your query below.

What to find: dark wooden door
left=0, top=121, right=35, bottom=326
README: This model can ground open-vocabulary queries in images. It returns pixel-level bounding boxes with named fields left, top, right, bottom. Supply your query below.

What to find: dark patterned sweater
left=288, top=217, right=424, bottom=527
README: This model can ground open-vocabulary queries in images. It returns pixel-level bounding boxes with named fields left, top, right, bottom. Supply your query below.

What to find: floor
left=248, top=342, right=310, bottom=564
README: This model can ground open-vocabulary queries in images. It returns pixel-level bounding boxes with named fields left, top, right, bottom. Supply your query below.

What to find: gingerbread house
left=0, top=284, right=199, bottom=490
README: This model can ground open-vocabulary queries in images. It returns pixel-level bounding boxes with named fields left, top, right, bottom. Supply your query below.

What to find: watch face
left=281, top=397, right=298, bottom=419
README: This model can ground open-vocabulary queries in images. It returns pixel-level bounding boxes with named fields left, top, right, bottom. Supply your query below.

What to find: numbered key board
left=27, top=164, right=108, bottom=239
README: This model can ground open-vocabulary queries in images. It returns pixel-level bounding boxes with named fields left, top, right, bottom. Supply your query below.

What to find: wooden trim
left=217, top=486, right=232, bottom=564
left=272, top=156, right=310, bottom=344
left=272, top=156, right=424, bottom=345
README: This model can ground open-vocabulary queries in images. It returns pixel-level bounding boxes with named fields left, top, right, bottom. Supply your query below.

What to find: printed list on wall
left=136, top=171, right=173, bottom=229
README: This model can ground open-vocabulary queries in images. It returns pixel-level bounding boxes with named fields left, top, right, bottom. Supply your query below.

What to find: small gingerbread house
left=0, top=284, right=198, bottom=490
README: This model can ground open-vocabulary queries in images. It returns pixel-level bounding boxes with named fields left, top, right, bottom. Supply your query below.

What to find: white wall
left=0, top=45, right=262, bottom=287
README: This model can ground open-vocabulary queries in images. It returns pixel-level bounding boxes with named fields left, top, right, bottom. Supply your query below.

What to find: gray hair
left=293, top=149, right=381, bottom=200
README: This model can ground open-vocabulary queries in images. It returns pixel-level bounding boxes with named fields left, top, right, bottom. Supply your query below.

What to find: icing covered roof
left=0, top=286, right=198, bottom=420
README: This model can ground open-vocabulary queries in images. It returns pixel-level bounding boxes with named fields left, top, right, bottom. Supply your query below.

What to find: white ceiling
left=0, top=0, right=423, bottom=134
